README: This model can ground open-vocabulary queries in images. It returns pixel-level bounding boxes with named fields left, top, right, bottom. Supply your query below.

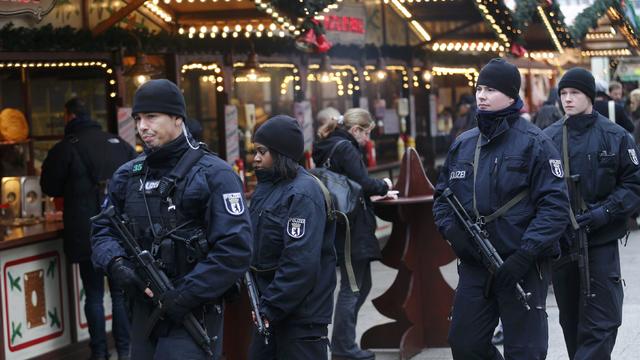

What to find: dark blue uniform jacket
left=91, top=136, right=253, bottom=309
left=250, top=167, right=337, bottom=326
left=433, top=115, right=570, bottom=261
left=544, top=111, right=640, bottom=248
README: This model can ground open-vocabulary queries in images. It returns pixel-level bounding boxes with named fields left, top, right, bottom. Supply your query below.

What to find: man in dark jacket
left=41, top=98, right=136, bottom=360
left=543, top=68, right=640, bottom=359
left=91, top=80, right=253, bottom=359
left=433, top=58, right=570, bottom=359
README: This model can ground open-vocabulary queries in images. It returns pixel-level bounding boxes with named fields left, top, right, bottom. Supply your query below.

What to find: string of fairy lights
left=0, top=61, right=118, bottom=98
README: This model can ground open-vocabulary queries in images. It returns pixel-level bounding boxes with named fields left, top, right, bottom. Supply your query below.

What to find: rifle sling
left=562, top=119, right=587, bottom=231
left=472, top=134, right=529, bottom=225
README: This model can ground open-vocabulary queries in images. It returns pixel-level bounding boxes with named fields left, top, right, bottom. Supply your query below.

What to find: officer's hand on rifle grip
left=576, top=206, right=610, bottom=232
left=494, top=250, right=534, bottom=291
left=251, top=311, right=270, bottom=329
left=160, top=289, right=192, bottom=324
left=108, top=257, right=148, bottom=296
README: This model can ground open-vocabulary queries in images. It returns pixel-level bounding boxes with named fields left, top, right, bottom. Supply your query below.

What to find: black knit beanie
left=477, top=58, right=521, bottom=100
left=253, top=115, right=304, bottom=161
left=132, top=79, right=187, bottom=119
left=557, top=68, right=596, bottom=104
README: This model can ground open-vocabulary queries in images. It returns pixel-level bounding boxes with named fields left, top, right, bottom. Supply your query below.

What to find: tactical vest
left=122, top=148, right=210, bottom=280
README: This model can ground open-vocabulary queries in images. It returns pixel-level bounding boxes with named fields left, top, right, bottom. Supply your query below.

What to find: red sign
left=324, top=15, right=365, bottom=34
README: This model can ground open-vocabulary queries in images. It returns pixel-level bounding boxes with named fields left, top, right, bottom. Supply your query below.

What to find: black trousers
left=248, top=322, right=329, bottom=360
left=552, top=241, right=624, bottom=360
left=448, top=260, right=550, bottom=360
left=129, top=298, right=223, bottom=360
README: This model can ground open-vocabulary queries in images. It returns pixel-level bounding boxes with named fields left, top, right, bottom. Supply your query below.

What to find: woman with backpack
left=313, top=108, right=396, bottom=360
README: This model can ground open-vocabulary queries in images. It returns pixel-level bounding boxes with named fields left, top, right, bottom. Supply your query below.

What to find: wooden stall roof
left=397, top=0, right=519, bottom=53
left=571, top=0, right=640, bottom=57
left=514, top=0, right=574, bottom=53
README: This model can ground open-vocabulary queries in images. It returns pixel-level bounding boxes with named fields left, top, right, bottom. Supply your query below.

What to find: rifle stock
left=91, top=206, right=214, bottom=358
left=442, top=188, right=531, bottom=311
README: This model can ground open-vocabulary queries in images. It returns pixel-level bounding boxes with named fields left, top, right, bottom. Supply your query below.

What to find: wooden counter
left=0, top=222, right=106, bottom=360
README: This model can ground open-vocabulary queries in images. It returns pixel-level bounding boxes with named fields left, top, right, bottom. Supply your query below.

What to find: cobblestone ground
left=345, top=229, right=640, bottom=360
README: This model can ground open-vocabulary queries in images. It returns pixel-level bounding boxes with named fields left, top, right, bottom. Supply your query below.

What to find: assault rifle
left=568, top=175, right=595, bottom=305
left=442, top=188, right=531, bottom=311
left=91, top=206, right=214, bottom=358
left=244, top=272, right=270, bottom=344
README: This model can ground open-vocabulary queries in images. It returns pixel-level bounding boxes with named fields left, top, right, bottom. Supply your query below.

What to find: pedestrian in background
left=450, top=94, right=477, bottom=141
left=433, top=58, right=570, bottom=360
left=41, top=97, right=136, bottom=360
left=629, top=89, right=640, bottom=145
left=532, top=88, right=563, bottom=130
left=91, top=79, right=253, bottom=359
left=544, top=68, right=640, bottom=359
left=594, top=80, right=634, bottom=133
left=313, top=108, right=395, bottom=360
left=248, top=115, right=337, bottom=359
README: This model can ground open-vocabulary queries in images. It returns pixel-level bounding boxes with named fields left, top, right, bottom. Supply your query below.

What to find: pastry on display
left=0, top=108, right=29, bottom=142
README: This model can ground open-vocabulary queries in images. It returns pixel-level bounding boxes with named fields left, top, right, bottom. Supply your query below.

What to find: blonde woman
left=312, top=108, right=394, bottom=360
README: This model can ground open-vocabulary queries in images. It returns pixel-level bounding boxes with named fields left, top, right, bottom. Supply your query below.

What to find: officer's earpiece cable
left=182, top=122, right=201, bottom=150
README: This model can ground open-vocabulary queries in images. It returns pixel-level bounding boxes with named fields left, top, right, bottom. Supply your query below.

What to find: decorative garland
left=0, top=23, right=421, bottom=63
left=267, top=0, right=339, bottom=19
left=0, top=23, right=296, bottom=55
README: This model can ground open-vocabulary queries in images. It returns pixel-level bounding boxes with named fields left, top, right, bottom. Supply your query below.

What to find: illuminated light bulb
left=135, top=74, right=150, bottom=86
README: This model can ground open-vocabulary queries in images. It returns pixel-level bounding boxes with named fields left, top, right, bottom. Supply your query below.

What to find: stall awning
left=570, top=0, right=640, bottom=57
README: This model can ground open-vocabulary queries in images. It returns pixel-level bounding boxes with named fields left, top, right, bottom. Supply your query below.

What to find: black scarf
left=477, top=97, right=524, bottom=137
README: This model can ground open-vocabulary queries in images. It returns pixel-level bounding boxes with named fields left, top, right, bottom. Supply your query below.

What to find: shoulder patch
left=222, top=192, right=245, bottom=215
left=287, top=218, right=306, bottom=238
left=549, top=159, right=564, bottom=178
left=108, top=138, right=121, bottom=144
left=629, top=149, right=639, bottom=166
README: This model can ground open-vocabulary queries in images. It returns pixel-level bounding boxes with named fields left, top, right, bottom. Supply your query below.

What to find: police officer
left=41, top=98, right=135, bottom=360
left=248, top=115, right=336, bottom=359
left=543, top=68, right=640, bottom=359
left=91, top=79, right=253, bottom=359
left=433, top=58, right=570, bottom=359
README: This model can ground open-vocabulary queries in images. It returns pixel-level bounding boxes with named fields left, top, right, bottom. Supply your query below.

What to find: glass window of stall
left=361, top=65, right=407, bottom=165
left=430, top=71, right=477, bottom=155
left=306, top=63, right=357, bottom=138
left=231, top=63, right=296, bottom=178
left=0, top=64, right=110, bottom=178
left=180, top=63, right=222, bottom=153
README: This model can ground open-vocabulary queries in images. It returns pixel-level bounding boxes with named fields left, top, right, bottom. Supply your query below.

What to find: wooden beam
left=92, top=0, right=147, bottom=37
left=81, top=0, right=89, bottom=30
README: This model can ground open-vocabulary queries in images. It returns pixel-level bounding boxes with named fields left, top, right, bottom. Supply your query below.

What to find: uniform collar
left=144, top=135, right=189, bottom=169
left=565, top=111, right=598, bottom=132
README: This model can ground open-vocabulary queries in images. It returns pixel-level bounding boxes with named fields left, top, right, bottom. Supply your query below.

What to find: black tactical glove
left=576, top=206, right=610, bottom=231
left=108, top=257, right=146, bottom=295
left=160, top=289, right=192, bottom=324
left=494, top=250, right=534, bottom=291
left=443, top=220, right=478, bottom=262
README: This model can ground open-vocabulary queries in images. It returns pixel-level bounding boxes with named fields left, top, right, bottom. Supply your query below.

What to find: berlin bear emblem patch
left=223, top=193, right=245, bottom=215
left=287, top=218, right=306, bottom=238
left=629, top=149, right=639, bottom=166
left=549, top=159, right=564, bottom=178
